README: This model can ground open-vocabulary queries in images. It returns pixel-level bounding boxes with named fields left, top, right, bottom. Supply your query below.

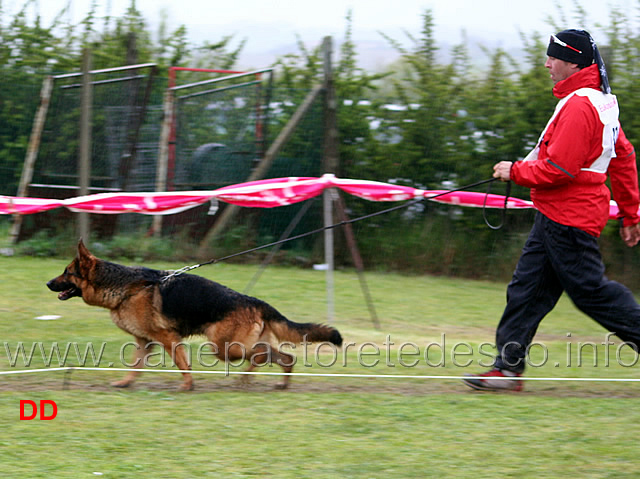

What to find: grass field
left=1, top=254, right=639, bottom=478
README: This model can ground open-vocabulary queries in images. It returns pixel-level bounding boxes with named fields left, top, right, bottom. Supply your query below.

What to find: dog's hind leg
left=272, top=349, right=295, bottom=390
left=112, top=336, right=152, bottom=388
left=246, top=343, right=295, bottom=390
left=154, top=330, right=194, bottom=391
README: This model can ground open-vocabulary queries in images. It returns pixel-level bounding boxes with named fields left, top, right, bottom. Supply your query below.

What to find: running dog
left=46, top=240, right=342, bottom=391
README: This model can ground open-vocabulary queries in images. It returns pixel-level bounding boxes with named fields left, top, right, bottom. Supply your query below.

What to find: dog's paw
left=178, top=382, right=194, bottom=392
left=110, top=379, right=133, bottom=388
left=274, top=382, right=289, bottom=390
left=238, top=375, right=252, bottom=387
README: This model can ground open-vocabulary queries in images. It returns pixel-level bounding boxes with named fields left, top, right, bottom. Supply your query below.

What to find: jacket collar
left=553, top=64, right=601, bottom=99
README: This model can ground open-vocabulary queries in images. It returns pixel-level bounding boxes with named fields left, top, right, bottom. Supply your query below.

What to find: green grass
left=1, top=255, right=640, bottom=478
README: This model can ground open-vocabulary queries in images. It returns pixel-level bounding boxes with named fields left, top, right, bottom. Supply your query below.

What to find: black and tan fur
left=47, top=240, right=342, bottom=391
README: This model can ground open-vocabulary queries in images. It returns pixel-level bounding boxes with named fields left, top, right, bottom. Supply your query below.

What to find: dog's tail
left=265, top=307, right=342, bottom=346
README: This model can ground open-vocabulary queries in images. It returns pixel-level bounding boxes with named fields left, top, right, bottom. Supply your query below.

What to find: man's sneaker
left=462, top=368, right=523, bottom=392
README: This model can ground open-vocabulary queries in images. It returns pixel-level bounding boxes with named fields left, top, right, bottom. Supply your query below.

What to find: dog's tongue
left=58, top=290, right=70, bottom=301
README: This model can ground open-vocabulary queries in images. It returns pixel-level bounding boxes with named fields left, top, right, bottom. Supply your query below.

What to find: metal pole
left=78, top=48, right=92, bottom=242
left=322, top=36, right=338, bottom=323
left=323, top=188, right=335, bottom=323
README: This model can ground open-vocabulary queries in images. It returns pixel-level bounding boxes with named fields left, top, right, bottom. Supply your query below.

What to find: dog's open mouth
left=58, top=287, right=80, bottom=301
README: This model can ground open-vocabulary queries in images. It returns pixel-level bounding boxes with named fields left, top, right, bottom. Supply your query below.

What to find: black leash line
left=483, top=179, right=512, bottom=230
left=162, top=177, right=503, bottom=280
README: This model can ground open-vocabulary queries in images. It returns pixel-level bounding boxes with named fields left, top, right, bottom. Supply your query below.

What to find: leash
left=483, top=179, right=512, bottom=230
left=161, top=177, right=503, bottom=281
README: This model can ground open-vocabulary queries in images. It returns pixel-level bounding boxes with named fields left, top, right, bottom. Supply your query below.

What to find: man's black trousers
left=494, top=212, right=640, bottom=373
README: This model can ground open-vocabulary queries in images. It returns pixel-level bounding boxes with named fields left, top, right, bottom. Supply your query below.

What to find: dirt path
left=1, top=368, right=638, bottom=398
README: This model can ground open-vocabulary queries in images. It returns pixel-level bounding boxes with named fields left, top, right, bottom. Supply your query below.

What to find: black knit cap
left=547, top=29, right=594, bottom=67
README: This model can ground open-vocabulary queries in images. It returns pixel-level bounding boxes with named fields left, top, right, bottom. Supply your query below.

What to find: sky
left=9, top=0, right=630, bottom=70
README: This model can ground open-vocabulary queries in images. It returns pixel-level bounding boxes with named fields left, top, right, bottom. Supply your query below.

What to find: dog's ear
left=77, top=238, right=94, bottom=260
left=76, top=238, right=97, bottom=277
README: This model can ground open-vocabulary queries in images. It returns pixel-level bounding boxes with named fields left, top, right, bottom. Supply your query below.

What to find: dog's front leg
left=154, top=330, right=194, bottom=391
left=112, top=336, right=152, bottom=388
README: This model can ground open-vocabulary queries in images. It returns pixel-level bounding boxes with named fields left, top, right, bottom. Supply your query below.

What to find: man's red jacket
left=511, top=64, right=639, bottom=236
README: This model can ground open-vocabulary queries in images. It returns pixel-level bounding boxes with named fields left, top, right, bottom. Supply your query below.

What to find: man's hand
left=620, top=223, right=640, bottom=247
left=493, top=161, right=513, bottom=182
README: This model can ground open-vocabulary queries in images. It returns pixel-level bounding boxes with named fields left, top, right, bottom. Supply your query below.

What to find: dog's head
left=46, top=239, right=96, bottom=301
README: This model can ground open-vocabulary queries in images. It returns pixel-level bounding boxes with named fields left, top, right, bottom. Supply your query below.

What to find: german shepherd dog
left=47, top=240, right=342, bottom=391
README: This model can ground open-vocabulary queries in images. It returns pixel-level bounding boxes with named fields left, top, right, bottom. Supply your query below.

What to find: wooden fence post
left=9, top=76, right=54, bottom=244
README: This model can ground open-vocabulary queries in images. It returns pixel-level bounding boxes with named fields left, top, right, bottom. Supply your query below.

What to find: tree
left=373, top=10, right=478, bottom=188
